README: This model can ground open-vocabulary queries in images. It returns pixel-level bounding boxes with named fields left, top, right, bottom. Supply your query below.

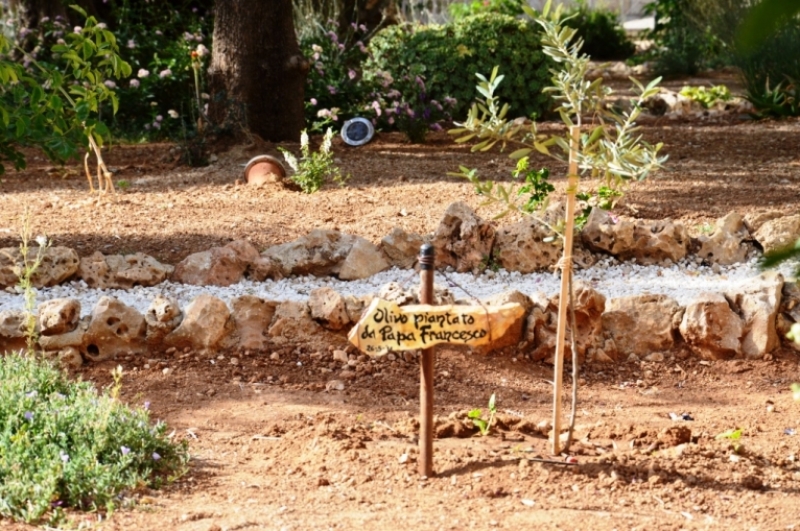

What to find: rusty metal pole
left=418, top=243, right=435, bottom=477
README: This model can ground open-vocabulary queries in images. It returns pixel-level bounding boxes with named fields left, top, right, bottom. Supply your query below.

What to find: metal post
left=418, top=243, right=435, bottom=477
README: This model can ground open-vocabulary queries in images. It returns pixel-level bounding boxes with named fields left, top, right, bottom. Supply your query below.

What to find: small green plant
left=279, top=128, right=347, bottom=193
left=15, top=217, right=48, bottom=355
left=468, top=393, right=497, bottom=436
left=715, top=427, right=743, bottom=453
left=679, top=85, right=733, bottom=108
left=479, top=249, right=502, bottom=273
left=116, top=179, right=132, bottom=190
left=0, top=357, right=188, bottom=523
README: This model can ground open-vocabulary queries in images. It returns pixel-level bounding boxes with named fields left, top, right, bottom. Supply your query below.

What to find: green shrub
left=448, top=0, right=526, bottom=20
left=562, top=1, right=635, bottom=61
left=735, top=22, right=800, bottom=117
left=0, top=355, right=188, bottom=523
left=364, top=13, right=553, bottom=121
left=643, top=0, right=728, bottom=76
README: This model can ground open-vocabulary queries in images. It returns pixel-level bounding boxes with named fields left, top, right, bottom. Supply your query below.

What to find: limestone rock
left=261, top=229, right=356, bottom=277
left=0, top=246, right=79, bottom=288
left=172, top=246, right=247, bottom=287
left=344, top=295, right=371, bottom=323
left=50, top=346, right=83, bottom=369
left=477, top=291, right=533, bottom=350
left=527, top=282, right=605, bottom=363
left=248, top=256, right=284, bottom=281
left=165, top=294, right=233, bottom=353
left=432, top=202, right=496, bottom=273
left=580, top=208, right=635, bottom=257
left=753, top=214, right=800, bottom=254
left=268, top=301, right=327, bottom=345
left=144, top=295, right=182, bottom=347
left=778, top=281, right=800, bottom=351
left=226, top=239, right=260, bottom=264
left=679, top=292, right=743, bottom=360
left=581, top=209, right=688, bottom=264
left=694, top=213, right=750, bottom=265
left=602, top=294, right=682, bottom=359
left=38, top=322, right=86, bottom=352
left=309, top=287, right=350, bottom=331
left=339, top=238, right=390, bottom=280
left=231, top=295, right=277, bottom=351
left=78, top=251, right=173, bottom=289
left=0, top=309, right=27, bottom=354
left=629, top=219, right=689, bottom=265
left=494, top=218, right=561, bottom=273
left=379, top=282, right=416, bottom=306
left=83, top=297, right=147, bottom=361
left=38, top=298, right=81, bottom=336
left=744, top=211, right=782, bottom=235
left=381, top=228, right=424, bottom=269
left=726, top=273, right=783, bottom=359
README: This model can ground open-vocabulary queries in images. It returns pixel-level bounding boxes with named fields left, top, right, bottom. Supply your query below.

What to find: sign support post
left=418, top=243, right=435, bottom=477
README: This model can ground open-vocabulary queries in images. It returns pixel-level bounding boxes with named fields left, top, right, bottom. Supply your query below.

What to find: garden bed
left=2, top=114, right=800, bottom=529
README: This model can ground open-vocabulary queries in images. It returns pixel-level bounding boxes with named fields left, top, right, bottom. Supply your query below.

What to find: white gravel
left=1, top=256, right=796, bottom=317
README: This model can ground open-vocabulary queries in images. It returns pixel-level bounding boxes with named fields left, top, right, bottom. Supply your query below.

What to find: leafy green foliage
left=468, top=393, right=497, bottom=436
left=0, top=356, right=188, bottom=523
left=0, top=7, right=130, bottom=174
left=364, top=13, right=554, bottom=121
left=448, top=0, right=526, bottom=20
left=643, top=0, right=726, bottom=76
left=735, top=22, right=800, bottom=117
left=679, top=85, right=733, bottom=108
left=514, top=161, right=554, bottom=214
left=562, top=1, right=636, bottom=61
left=279, top=128, right=347, bottom=193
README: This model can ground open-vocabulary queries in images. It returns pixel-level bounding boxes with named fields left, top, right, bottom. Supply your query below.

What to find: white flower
left=321, top=128, right=334, bottom=154
left=281, top=150, right=298, bottom=172
left=137, top=68, right=150, bottom=78
left=103, top=80, right=116, bottom=89
left=35, top=235, right=48, bottom=247
left=159, top=68, right=172, bottom=78
left=300, top=130, right=309, bottom=150
left=168, top=109, right=179, bottom=118
left=195, top=44, right=209, bottom=57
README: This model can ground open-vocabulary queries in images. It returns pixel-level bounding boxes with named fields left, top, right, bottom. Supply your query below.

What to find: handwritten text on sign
left=348, top=298, right=525, bottom=355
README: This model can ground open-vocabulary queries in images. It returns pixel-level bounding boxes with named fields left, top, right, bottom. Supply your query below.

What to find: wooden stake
left=552, top=125, right=580, bottom=455
left=418, top=243, right=435, bottom=477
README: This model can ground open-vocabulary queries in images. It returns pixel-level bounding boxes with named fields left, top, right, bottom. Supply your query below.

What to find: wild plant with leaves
left=279, top=128, right=347, bottom=193
left=450, top=1, right=666, bottom=454
left=0, top=5, right=131, bottom=191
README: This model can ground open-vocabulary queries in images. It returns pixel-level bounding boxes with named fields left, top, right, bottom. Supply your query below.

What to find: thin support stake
left=418, top=243, right=435, bottom=477
left=552, top=125, right=580, bottom=456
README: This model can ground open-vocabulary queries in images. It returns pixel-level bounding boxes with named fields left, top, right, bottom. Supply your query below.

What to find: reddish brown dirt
left=2, top=92, right=800, bottom=529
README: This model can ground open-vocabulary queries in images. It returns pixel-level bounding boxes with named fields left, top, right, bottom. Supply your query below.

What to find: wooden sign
left=348, top=298, right=525, bottom=356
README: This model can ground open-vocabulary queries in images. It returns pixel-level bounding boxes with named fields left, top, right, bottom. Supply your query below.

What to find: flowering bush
left=101, top=1, right=213, bottom=139
left=300, top=21, right=373, bottom=131
left=300, top=20, right=459, bottom=142
left=0, top=9, right=130, bottom=175
left=0, top=356, right=187, bottom=523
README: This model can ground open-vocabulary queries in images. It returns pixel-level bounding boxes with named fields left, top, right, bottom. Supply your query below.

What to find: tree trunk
left=208, top=0, right=308, bottom=143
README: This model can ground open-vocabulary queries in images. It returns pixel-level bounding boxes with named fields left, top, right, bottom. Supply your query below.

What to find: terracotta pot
left=243, top=155, right=286, bottom=186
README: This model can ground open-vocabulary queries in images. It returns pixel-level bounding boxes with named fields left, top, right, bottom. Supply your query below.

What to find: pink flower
left=309, top=98, right=318, bottom=105
left=159, top=68, right=172, bottom=78
left=129, top=79, right=140, bottom=88
left=348, top=69, right=356, bottom=80
left=103, top=80, right=116, bottom=89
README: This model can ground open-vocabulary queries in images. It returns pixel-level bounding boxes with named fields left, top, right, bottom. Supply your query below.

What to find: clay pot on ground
left=243, top=155, right=286, bottom=186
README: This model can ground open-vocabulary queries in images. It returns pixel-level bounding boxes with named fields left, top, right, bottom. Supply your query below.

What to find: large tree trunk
left=208, top=0, right=307, bottom=143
